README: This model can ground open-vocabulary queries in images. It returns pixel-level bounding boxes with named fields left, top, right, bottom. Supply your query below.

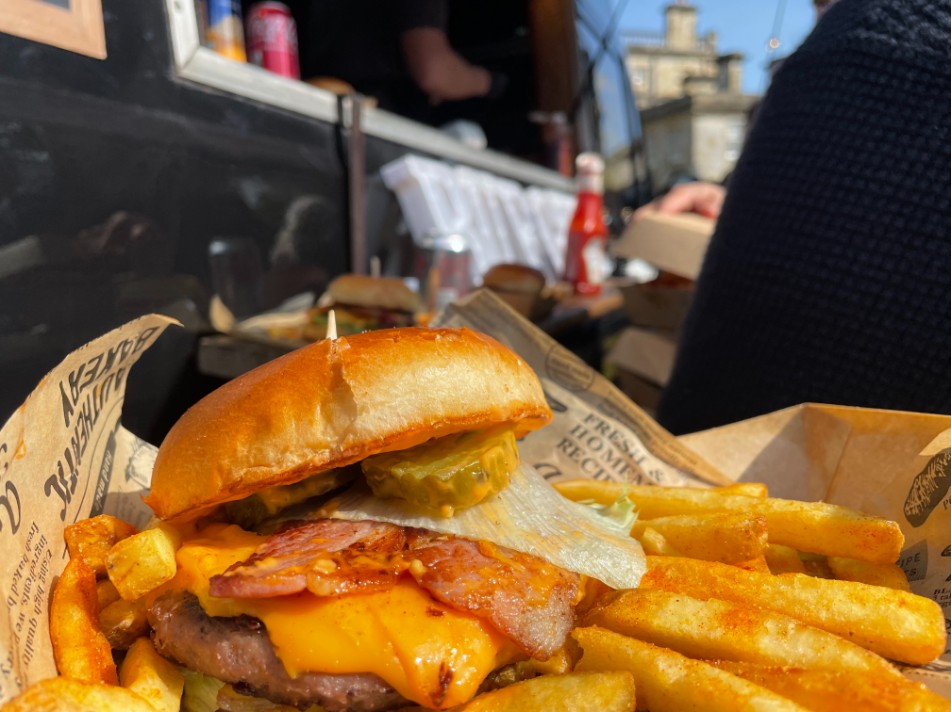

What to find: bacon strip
left=405, top=534, right=580, bottom=658
left=210, top=520, right=407, bottom=598
left=208, top=519, right=580, bottom=657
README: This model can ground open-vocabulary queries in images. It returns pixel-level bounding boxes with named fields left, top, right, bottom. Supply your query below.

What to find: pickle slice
left=361, top=427, right=520, bottom=516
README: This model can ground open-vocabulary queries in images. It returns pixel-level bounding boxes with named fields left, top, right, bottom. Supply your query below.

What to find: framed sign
left=0, top=0, right=106, bottom=59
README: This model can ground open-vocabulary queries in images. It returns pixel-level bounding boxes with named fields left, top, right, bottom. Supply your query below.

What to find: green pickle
left=361, top=427, right=520, bottom=516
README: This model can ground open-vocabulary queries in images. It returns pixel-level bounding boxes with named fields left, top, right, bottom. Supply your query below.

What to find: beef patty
left=148, top=590, right=408, bottom=712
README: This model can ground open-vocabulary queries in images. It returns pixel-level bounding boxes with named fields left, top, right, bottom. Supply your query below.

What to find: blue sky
left=619, top=0, right=818, bottom=95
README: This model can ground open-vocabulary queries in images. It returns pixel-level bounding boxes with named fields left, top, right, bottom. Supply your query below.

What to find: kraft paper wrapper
left=0, top=299, right=949, bottom=700
left=0, top=315, right=177, bottom=700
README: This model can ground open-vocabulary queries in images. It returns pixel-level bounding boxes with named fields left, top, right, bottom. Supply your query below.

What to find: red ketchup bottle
left=563, top=153, right=608, bottom=296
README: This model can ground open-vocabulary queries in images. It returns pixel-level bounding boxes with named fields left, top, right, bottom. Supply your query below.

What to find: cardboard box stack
left=608, top=212, right=715, bottom=414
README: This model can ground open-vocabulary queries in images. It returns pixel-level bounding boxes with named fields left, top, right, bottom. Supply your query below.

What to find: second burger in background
left=482, top=263, right=566, bottom=322
left=307, top=273, right=422, bottom=338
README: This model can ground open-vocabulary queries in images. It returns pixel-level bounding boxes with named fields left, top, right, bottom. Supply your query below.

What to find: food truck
left=0, top=0, right=648, bottom=442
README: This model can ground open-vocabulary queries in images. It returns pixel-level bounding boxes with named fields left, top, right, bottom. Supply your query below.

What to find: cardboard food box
left=613, top=212, right=715, bottom=280
left=617, top=278, right=695, bottom=334
left=606, top=326, right=679, bottom=414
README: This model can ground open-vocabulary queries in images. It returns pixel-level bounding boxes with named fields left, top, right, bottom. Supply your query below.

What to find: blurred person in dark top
left=294, top=0, right=506, bottom=123
left=633, top=0, right=951, bottom=434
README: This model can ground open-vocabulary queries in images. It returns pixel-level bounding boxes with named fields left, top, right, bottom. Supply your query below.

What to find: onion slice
left=325, top=464, right=645, bottom=590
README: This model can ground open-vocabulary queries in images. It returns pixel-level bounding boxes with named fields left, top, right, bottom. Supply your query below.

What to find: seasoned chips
left=640, top=555, right=946, bottom=665
left=455, top=670, right=637, bottom=712
left=555, top=480, right=904, bottom=564
left=573, top=626, right=809, bottom=712
left=49, top=558, right=117, bottom=686
left=106, top=523, right=180, bottom=601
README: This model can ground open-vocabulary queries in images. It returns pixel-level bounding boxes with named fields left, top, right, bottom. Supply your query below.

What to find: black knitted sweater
left=656, top=0, right=951, bottom=435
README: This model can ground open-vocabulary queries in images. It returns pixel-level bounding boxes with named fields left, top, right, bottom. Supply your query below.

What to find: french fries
left=0, top=677, right=157, bottom=712
left=713, top=660, right=951, bottom=712
left=763, top=544, right=807, bottom=575
left=454, top=671, right=637, bottom=712
left=9, top=512, right=186, bottom=711
left=717, top=482, right=769, bottom=498
left=573, top=626, right=809, bottom=712
left=583, top=589, right=903, bottom=679
left=640, top=555, right=946, bottom=665
left=119, top=638, right=185, bottom=712
left=49, top=558, right=118, bottom=685
left=827, top=556, right=911, bottom=591
left=555, top=480, right=904, bottom=564
left=64, top=515, right=138, bottom=576
left=96, top=579, right=123, bottom=611
left=106, top=523, right=180, bottom=601
left=637, top=527, right=681, bottom=556
left=99, top=596, right=150, bottom=650
left=631, top=512, right=768, bottom=565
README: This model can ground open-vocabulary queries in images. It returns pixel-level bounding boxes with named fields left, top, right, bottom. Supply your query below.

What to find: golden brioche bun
left=482, top=263, right=546, bottom=295
left=145, top=327, right=551, bottom=522
left=327, top=274, right=421, bottom=313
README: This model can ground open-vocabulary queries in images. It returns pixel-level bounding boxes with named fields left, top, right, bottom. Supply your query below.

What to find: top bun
left=482, top=264, right=546, bottom=295
left=146, top=327, right=552, bottom=521
left=327, top=274, right=421, bottom=313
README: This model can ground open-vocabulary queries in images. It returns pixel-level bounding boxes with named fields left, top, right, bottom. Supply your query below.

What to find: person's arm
left=631, top=181, right=726, bottom=222
left=400, top=27, right=492, bottom=102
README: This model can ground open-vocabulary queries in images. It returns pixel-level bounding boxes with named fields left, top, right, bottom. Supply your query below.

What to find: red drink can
left=246, top=2, right=300, bottom=79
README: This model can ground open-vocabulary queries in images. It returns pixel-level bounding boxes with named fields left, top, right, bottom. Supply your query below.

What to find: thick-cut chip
left=641, top=556, right=946, bottom=665
left=50, top=558, right=118, bottom=685
left=64, top=515, right=138, bottom=576
left=572, top=626, right=808, bottom=712
left=732, top=556, right=771, bottom=574
left=718, top=482, right=768, bottom=498
left=106, top=523, right=180, bottom=601
left=637, top=527, right=681, bottom=556
left=764, top=544, right=807, bottom=575
left=632, top=512, right=767, bottom=565
left=555, top=481, right=903, bottom=564
left=96, top=579, right=122, bottom=611
left=1, top=677, right=156, bottom=712
left=99, top=596, right=150, bottom=649
left=583, top=589, right=903, bottom=679
left=453, top=671, right=637, bottom=712
left=119, top=637, right=186, bottom=712
left=713, top=660, right=951, bottom=712
left=827, top=556, right=911, bottom=592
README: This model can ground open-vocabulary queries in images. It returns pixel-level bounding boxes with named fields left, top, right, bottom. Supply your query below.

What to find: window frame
left=163, top=0, right=573, bottom=191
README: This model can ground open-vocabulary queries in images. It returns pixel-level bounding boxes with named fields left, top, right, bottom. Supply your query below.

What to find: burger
left=306, top=274, right=422, bottom=339
left=481, top=263, right=565, bottom=322
left=142, top=326, right=644, bottom=710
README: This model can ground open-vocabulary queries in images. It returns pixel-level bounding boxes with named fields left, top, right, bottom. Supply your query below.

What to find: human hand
left=631, top=181, right=726, bottom=222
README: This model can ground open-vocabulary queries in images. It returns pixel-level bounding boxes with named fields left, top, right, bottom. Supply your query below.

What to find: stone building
left=625, top=1, right=758, bottom=190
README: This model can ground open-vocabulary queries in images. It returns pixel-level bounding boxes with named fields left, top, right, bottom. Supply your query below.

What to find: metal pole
left=343, top=93, right=368, bottom=275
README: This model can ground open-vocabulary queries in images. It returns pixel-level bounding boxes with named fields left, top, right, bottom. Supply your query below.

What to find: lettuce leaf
left=324, top=463, right=645, bottom=590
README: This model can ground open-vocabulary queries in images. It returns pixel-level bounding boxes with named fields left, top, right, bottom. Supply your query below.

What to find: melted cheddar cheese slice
left=166, top=523, right=517, bottom=709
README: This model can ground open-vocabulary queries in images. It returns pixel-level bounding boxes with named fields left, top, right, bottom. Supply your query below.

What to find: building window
left=724, top=122, right=744, bottom=162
